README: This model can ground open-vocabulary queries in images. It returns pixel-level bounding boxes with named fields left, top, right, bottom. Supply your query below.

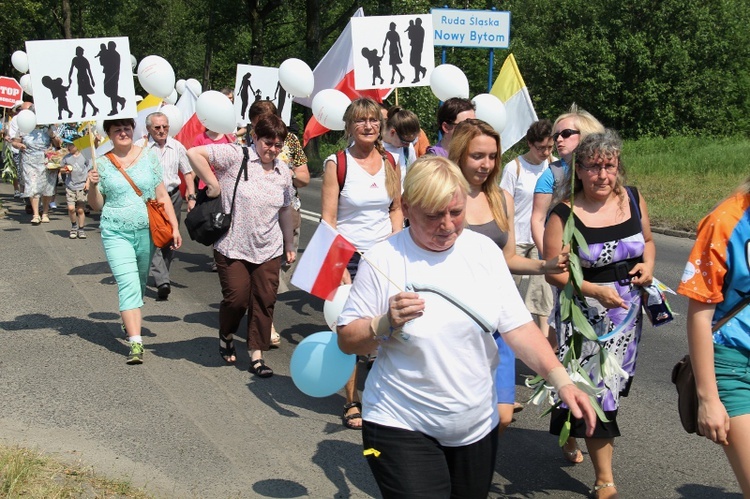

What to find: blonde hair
left=344, top=97, right=400, bottom=202
left=554, top=103, right=605, bottom=141
left=448, top=119, right=509, bottom=232
left=403, top=156, right=469, bottom=213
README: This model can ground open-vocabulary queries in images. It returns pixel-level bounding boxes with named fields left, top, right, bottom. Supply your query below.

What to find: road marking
left=300, top=208, right=321, bottom=223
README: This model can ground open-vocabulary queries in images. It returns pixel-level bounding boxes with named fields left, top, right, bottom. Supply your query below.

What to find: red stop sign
left=0, top=76, right=23, bottom=109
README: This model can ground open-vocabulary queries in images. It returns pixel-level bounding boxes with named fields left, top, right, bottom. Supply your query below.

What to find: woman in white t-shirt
left=381, top=105, right=419, bottom=188
left=500, top=119, right=557, bottom=346
left=322, top=97, right=403, bottom=430
left=337, top=156, right=596, bottom=499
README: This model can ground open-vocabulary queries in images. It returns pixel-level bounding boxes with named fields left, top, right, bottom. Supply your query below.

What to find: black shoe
left=157, top=283, right=171, bottom=300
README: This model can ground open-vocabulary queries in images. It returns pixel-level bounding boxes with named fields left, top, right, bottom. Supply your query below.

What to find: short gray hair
left=146, top=112, right=167, bottom=127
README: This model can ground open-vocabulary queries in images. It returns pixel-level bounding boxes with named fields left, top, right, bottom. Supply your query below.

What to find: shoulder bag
left=185, top=146, right=248, bottom=246
left=106, top=151, right=173, bottom=249
left=673, top=295, right=750, bottom=434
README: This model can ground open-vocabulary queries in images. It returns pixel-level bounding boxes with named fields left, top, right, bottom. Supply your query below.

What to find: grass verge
left=0, top=445, right=152, bottom=498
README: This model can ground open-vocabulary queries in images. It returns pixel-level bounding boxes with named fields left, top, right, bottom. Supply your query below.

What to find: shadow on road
left=312, top=439, right=381, bottom=498
left=676, top=484, right=742, bottom=498
left=252, top=478, right=309, bottom=498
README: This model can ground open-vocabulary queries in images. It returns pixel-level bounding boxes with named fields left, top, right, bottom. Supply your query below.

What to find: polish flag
left=296, top=7, right=391, bottom=146
left=291, top=221, right=357, bottom=300
left=174, top=84, right=205, bottom=197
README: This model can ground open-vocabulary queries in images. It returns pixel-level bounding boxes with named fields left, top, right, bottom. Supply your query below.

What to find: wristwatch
left=187, top=194, right=197, bottom=201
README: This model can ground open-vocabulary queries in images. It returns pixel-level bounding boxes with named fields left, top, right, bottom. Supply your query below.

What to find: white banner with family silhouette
left=25, top=37, right=137, bottom=125
left=233, top=65, right=292, bottom=127
left=351, top=14, right=435, bottom=91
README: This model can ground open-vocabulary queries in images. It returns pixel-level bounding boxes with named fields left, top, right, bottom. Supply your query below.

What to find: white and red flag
left=291, top=221, right=357, bottom=300
left=296, top=7, right=391, bottom=146
left=174, top=84, right=205, bottom=150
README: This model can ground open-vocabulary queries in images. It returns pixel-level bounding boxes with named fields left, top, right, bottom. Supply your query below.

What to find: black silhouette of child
left=361, top=48, right=385, bottom=86
left=42, top=76, right=73, bottom=119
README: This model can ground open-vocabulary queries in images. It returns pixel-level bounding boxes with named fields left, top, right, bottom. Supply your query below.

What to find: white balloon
left=160, top=104, right=184, bottom=136
left=278, top=58, right=314, bottom=98
left=429, top=64, right=469, bottom=101
left=312, top=89, right=351, bottom=131
left=19, top=74, right=33, bottom=96
left=186, top=78, right=202, bottom=97
left=196, top=90, right=235, bottom=134
left=175, top=79, right=186, bottom=95
left=323, top=285, right=352, bottom=331
left=11, top=51, right=28, bottom=74
left=130, top=55, right=137, bottom=71
left=137, top=55, right=175, bottom=99
left=16, top=109, right=36, bottom=134
left=472, top=93, right=508, bottom=134
left=164, top=88, right=178, bottom=105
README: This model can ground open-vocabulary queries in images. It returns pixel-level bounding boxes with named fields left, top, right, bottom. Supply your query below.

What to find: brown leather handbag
left=106, top=152, right=174, bottom=249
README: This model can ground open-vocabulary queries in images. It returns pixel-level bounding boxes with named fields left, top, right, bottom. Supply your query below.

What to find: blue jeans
left=102, top=228, right=154, bottom=311
left=362, top=421, right=499, bottom=499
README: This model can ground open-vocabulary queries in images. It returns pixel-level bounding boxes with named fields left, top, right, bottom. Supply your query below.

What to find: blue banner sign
left=431, top=8, right=510, bottom=48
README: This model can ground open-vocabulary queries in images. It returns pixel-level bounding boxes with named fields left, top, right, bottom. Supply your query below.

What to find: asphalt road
left=0, top=179, right=742, bottom=498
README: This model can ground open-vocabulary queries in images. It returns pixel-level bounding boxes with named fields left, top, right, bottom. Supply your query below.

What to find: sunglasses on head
left=553, top=129, right=580, bottom=141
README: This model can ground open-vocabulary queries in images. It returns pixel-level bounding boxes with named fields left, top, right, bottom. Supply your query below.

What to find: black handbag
left=185, top=147, right=248, bottom=246
left=673, top=296, right=750, bottom=435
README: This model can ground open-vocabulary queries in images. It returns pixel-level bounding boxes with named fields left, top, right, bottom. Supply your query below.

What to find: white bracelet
left=546, top=366, right=574, bottom=391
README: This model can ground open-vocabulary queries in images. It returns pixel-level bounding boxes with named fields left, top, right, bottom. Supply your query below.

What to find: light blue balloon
left=290, top=331, right=356, bottom=397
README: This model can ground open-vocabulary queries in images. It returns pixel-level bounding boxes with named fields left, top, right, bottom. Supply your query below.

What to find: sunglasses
left=260, top=138, right=284, bottom=150
left=396, top=131, right=416, bottom=146
left=151, top=125, right=169, bottom=131
left=553, top=129, right=580, bottom=141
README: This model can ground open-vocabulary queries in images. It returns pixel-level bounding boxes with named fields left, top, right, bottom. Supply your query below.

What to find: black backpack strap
left=228, top=147, right=249, bottom=216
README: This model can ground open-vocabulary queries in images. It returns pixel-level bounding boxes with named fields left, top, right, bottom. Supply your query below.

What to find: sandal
left=249, top=358, right=273, bottom=378
left=562, top=440, right=584, bottom=464
left=219, top=334, right=236, bottom=364
left=589, top=482, right=616, bottom=498
left=342, top=401, right=363, bottom=430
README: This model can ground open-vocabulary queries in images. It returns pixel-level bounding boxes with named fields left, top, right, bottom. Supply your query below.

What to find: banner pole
left=88, top=123, right=97, bottom=172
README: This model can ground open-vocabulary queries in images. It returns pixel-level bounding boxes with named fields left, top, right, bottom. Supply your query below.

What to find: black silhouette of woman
left=67, top=46, right=99, bottom=118
left=382, top=22, right=405, bottom=85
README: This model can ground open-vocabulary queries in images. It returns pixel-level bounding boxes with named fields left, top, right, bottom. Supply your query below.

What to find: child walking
left=61, top=141, right=91, bottom=239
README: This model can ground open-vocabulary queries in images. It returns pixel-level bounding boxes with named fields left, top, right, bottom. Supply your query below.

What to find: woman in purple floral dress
left=543, top=130, right=656, bottom=499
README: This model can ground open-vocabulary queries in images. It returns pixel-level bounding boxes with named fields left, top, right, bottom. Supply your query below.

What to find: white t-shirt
left=325, top=150, right=393, bottom=252
left=500, top=155, right=549, bottom=244
left=338, top=229, right=532, bottom=446
left=384, top=142, right=416, bottom=190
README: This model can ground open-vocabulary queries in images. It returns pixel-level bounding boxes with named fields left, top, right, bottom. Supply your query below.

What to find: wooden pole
left=394, top=88, right=399, bottom=107
left=88, top=123, right=97, bottom=172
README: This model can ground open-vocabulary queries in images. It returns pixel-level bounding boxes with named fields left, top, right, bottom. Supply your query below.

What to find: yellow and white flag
left=490, top=54, right=538, bottom=153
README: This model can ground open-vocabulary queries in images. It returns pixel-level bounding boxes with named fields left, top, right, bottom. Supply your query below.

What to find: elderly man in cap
left=136, top=111, right=196, bottom=300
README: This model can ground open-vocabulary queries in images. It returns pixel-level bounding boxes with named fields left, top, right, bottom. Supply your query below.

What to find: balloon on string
left=175, top=79, right=187, bottom=95
left=19, top=74, right=33, bottom=96
left=16, top=109, right=37, bottom=134
left=160, top=104, right=183, bottom=136
left=11, top=51, right=29, bottom=74
left=429, top=64, right=469, bottom=101
left=278, top=58, right=314, bottom=98
left=472, top=93, right=507, bottom=134
left=196, top=90, right=235, bottom=134
left=186, top=78, right=202, bottom=97
left=130, top=55, right=137, bottom=71
left=137, top=55, right=175, bottom=99
left=312, top=89, right=350, bottom=131
left=164, top=88, right=178, bottom=105
left=323, top=284, right=352, bottom=331
left=290, top=331, right=357, bottom=397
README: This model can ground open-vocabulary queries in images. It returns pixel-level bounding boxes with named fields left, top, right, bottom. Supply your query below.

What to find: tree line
left=3, top=0, right=749, bottom=147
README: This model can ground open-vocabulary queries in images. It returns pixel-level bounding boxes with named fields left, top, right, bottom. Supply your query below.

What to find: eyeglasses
left=552, top=129, right=580, bottom=141
left=260, top=138, right=284, bottom=150
left=532, top=143, right=554, bottom=153
left=579, top=163, right=618, bottom=174
left=354, top=118, right=381, bottom=127
left=396, top=132, right=416, bottom=146
left=151, top=125, right=169, bottom=131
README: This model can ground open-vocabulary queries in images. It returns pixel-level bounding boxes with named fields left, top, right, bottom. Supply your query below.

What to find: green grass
left=0, top=445, right=152, bottom=498
left=624, top=135, right=750, bottom=232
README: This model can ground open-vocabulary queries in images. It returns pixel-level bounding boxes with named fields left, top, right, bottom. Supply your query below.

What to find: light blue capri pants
left=102, top=228, right=154, bottom=311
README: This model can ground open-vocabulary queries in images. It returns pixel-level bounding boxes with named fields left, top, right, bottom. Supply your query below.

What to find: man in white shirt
left=138, top=112, right=196, bottom=300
